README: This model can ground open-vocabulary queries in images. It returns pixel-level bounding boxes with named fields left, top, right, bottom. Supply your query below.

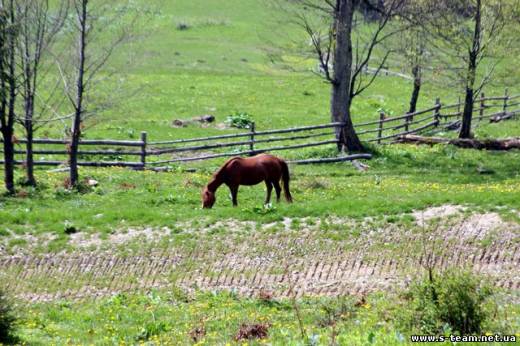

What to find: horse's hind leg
left=273, top=180, right=281, bottom=202
left=229, top=184, right=239, bottom=206
left=265, top=181, right=273, bottom=205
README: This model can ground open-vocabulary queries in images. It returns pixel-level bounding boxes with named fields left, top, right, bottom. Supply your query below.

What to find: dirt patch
left=450, top=212, right=517, bottom=241
left=2, top=205, right=518, bottom=254
left=0, top=231, right=57, bottom=256
left=412, top=204, right=465, bottom=225
left=67, top=228, right=173, bottom=249
left=1, top=205, right=519, bottom=302
left=412, top=205, right=518, bottom=242
left=68, top=232, right=103, bottom=249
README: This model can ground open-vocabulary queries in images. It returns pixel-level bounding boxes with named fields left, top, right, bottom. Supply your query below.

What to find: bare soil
left=1, top=205, right=518, bottom=302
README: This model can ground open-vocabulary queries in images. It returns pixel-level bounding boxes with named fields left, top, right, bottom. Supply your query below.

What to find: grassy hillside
left=36, top=0, right=516, bottom=141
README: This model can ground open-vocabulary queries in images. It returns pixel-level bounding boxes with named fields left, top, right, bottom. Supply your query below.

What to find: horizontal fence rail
left=150, top=140, right=340, bottom=165
left=8, top=138, right=144, bottom=146
left=1, top=89, right=519, bottom=168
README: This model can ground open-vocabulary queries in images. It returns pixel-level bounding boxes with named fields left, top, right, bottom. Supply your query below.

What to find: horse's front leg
left=265, top=181, right=273, bottom=205
left=229, top=184, right=239, bottom=206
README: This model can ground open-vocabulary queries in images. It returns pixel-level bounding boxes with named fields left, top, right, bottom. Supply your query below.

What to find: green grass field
left=1, top=144, right=520, bottom=241
left=1, top=0, right=520, bottom=344
left=14, top=290, right=520, bottom=345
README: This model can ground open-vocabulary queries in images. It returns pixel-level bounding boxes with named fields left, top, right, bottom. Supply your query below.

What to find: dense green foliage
left=0, top=289, right=17, bottom=345
left=225, top=112, right=254, bottom=129
left=405, top=270, right=494, bottom=335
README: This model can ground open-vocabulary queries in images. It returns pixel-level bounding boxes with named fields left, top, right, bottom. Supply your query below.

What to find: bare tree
left=15, top=0, right=67, bottom=186
left=421, top=0, right=520, bottom=138
left=405, top=31, right=425, bottom=115
left=393, top=16, right=429, bottom=114
left=58, top=0, right=136, bottom=188
left=284, top=0, right=404, bottom=152
left=67, top=0, right=87, bottom=188
left=0, top=0, right=17, bottom=194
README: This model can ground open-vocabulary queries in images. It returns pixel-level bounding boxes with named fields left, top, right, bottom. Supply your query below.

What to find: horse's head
left=201, top=186, right=216, bottom=208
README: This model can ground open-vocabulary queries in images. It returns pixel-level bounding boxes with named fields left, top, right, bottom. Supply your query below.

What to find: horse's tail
left=280, top=160, right=293, bottom=203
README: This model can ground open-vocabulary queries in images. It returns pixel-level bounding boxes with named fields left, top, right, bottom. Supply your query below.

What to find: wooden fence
left=1, top=90, right=519, bottom=169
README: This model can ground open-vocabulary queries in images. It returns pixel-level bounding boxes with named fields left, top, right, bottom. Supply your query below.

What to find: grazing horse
left=201, top=154, right=293, bottom=208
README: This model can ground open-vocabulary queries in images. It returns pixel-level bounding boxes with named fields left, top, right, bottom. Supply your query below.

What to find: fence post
left=503, top=88, right=509, bottom=115
left=479, top=92, right=485, bottom=121
left=404, top=112, right=411, bottom=132
left=377, top=112, right=385, bottom=144
left=434, top=97, right=441, bottom=126
left=457, top=96, right=461, bottom=116
left=249, top=122, right=255, bottom=156
left=140, top=131, right=147, bottom=168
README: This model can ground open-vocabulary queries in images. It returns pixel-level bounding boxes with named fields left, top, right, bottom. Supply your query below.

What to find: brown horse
left=201, top=154, right=292, bottom=208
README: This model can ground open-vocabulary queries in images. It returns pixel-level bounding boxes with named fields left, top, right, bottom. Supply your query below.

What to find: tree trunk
left=342, top=98, right=364, bottom=152
left=2, top=0, right=17, bottom=194
left=459, top=86, right=474, bottom=138
left=0, top=3, right=15, bottom=194
left=69, top=111, right=81, bottom=187
left=69, top=0, right=88, bottom=188
left=1, top=127, right=15, bottom=194
left=24, top=120, right=36, bottom=186
left=331, top=0, right=363, bottom=152
left=22, top=82, right=37, bottom=185
left=408, top=65, right=421, bottom=114
left=459, top=0, right=481, bottom=139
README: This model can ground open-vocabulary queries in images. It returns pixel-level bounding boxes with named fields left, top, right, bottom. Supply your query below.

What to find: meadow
left=1, top=0, right=520, bottom=344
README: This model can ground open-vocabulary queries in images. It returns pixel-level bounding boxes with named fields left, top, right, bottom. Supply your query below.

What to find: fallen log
left=444, top=120, right=461, bottom=131
left=397, top=134, right=520, bottom=150
left=351, top=159, right=370, bottom=172
left=490, top=112, right=514, bottom=123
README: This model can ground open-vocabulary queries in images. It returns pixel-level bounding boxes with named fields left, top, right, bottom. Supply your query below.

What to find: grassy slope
left=41, top=0, right=516, bottom=141
left=1, top=0, right=520, bottom=344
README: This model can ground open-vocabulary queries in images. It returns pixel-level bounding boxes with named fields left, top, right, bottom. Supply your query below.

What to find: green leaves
left=225, top=112, right=254, bottom=129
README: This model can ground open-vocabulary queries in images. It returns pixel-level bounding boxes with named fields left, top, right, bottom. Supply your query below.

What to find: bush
left=405, top=269, right=493, bottom=335
left=0, top=288, right=18, bottom=344
left=135, top=321, right=169, bottom=341
left=316, top=297, right=357, bottom=327
left=225, top=112, right=254, bottom=129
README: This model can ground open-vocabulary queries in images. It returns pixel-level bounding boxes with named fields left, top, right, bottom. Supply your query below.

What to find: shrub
left=317, top=297, right=357, bottom=327
left=225, top=112, right=254, bottom=129
left=135, top=321, right=169, bottom=341
left=405, top=269, right=493, bottom=335
left=0, top=289, right=18, bottom=344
